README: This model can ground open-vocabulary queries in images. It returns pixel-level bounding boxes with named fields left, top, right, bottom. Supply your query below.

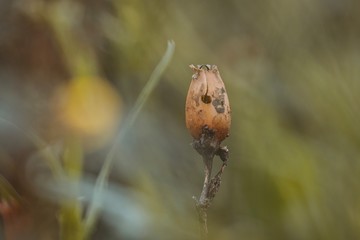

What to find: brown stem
left=192, top=126, right=230, bottom=240
left=196, top=156, right=213, bottom=239
left=199, top=156, right=213, bottom=205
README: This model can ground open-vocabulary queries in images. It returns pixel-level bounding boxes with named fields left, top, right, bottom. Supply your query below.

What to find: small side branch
left=192, top=126, right=229, bottom=239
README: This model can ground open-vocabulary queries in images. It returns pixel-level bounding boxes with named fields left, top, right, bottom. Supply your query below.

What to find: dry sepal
left=185, top=64, right=231, bottom=143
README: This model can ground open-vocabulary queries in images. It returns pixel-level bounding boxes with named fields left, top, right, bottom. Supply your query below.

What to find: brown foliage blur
left=1, top=0, right=360, bottom=239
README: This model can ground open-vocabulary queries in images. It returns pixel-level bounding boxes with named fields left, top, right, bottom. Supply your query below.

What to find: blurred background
left=1, top=0, right=360, bottom=239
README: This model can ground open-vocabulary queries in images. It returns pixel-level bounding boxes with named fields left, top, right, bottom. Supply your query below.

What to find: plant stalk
left=193, top=126, right=229, bottom=240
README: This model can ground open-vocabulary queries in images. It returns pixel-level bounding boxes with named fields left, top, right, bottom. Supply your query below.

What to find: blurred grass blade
left=0, top=175, right=22, bottom=203
left=84, top=40, right=175, bottom=237
left=121, top=40, right=176, bottom=135
left=0, top=117, right=63, bottom=178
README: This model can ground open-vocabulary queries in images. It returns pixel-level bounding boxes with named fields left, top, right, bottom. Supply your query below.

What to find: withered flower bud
left=185, top=64, right=231, bottom=143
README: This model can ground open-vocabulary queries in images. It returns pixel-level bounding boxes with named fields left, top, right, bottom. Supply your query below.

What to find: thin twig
left=199, top=155, right=213, bottom=205
left=192, top=126, right=229, bottom=240
left=196, top=155, right=213, bottom=238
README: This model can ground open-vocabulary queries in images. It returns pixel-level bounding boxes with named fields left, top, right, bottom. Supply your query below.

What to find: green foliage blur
left=1, top=0, right=360, bottom=239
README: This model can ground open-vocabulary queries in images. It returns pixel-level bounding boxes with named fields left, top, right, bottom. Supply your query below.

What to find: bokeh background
left=1, top=0, right=360, bottom=239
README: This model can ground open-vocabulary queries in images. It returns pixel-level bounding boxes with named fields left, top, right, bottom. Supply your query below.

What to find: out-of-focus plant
left=40, top=2, right=122, bottom=239
left=2, top=0, right=360, bottom=239
left=84, top=40, right=175, bottom=238
left=12, top=1, right=175, bottom=239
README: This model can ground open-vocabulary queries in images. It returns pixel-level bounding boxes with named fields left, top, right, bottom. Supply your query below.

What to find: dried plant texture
left=186, top=64, right=231, bottom=142
left=185, top=65, right=231, bottom=239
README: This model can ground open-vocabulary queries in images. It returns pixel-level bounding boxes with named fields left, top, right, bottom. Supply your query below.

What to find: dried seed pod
left=185, top=64, right=231, bottom=142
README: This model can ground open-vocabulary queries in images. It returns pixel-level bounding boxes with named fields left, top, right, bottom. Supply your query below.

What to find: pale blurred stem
left=60, top=136, right=85, bottom=240
left=193, top=126, right=229, bottom=240
left=46, top=1, right=99, bottom=77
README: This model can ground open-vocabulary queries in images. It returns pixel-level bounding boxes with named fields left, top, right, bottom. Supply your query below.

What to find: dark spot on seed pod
left=212, top=98, right=225, bottom=113
left=201, top=95, right=212, bottom=104
left=212, top=87, right=226, bottom=113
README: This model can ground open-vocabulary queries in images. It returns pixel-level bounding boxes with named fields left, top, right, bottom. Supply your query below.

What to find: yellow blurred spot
left=57, top=77, right=122, bottom=149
